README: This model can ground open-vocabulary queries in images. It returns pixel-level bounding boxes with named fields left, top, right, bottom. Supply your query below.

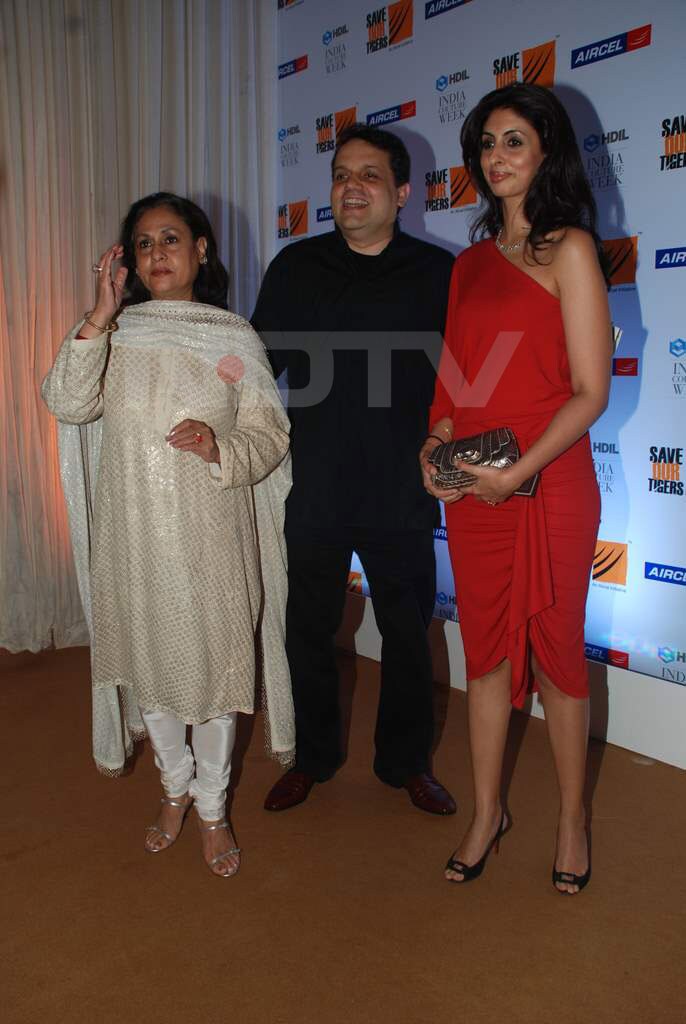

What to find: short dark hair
left=119, top=192, right=229, bottom=309
left=461, top=84, right=609, bottom=283
left=331, top=122, right=411, bottom=186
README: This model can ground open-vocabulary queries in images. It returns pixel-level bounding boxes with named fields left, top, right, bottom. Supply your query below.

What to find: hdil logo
left=604, top=129, right=629, bottom=144
left=669, top=339, right=686, bottom=358
left=322, top=25, right=348, bottom=46
left=584, top=129, right=629, bottom=153
left=592, top=442, right=619, bottom=454
left=658, top=646, right=686, bottom=664
left=278, top=125, right=301, bottom=142
left=436, top=69, right=469, bottom=91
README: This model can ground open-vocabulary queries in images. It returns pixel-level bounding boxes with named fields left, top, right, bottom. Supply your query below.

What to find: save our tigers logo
left=366, top=1, right=413, bottom=54
left=491, top=39, right=555, bottom=88
left=424, top=165, right=477, bottom=212
left=277, top=200, right=308, bottom=240
left=593, top=540, right=628, bottom=585
left=602, top=236, right=638, bottom=287
left=315, top=106, right=357, bottom=155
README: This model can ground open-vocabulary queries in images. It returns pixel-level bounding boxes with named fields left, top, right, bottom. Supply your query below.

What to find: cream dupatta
left=53, top=302, right=295, bottom=773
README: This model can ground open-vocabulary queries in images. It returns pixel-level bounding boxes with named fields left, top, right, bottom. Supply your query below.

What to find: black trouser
left=285, top=524, right=436, bottom=786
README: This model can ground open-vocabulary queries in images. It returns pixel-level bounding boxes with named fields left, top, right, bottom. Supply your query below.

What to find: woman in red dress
left=420, top=85, right=611, bottom=893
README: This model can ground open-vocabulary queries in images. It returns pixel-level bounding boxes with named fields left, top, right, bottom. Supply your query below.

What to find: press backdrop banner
left=275, top=0, right=686, bottom=688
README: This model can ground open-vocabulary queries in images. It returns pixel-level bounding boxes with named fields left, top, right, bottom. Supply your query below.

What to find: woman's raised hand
left=92, top=245, right=128, bottom=326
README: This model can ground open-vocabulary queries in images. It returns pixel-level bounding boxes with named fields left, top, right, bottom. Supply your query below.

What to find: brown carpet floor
left=1, top=647, right=685, bottom=1024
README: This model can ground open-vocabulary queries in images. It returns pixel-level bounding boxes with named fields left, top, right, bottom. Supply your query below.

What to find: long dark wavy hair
left=119, top=192, right=229, bottom=309
left=461, top=84, right=609, bottom=284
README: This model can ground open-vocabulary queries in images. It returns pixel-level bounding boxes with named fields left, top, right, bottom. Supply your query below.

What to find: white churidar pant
left=140, top=708, right=236, bottom=821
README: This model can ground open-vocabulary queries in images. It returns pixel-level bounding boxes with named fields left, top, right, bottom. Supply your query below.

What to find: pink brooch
left=216, top=354, right=245, bottom=384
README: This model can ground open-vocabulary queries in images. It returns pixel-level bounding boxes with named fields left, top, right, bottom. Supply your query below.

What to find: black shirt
left=251, top=226, right=455, bottom=531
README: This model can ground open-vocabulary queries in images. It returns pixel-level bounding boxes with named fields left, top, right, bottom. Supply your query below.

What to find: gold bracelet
left=82, top=310, right=119, bottom=334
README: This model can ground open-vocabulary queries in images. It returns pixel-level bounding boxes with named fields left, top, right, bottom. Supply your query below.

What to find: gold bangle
left=82, top=310, right=119, bottom=334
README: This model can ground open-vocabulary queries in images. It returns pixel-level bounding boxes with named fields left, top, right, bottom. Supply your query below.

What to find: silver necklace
left=495, top=228, right=527, bottom=254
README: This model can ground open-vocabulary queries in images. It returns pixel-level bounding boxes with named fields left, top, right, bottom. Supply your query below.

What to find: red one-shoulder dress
left=429, top=239, right=600, bottom=707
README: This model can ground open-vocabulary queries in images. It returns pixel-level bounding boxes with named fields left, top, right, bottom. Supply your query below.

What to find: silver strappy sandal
left=144, top=795, right=191, bottom=853
left=199, top=820, right=241, bottom=878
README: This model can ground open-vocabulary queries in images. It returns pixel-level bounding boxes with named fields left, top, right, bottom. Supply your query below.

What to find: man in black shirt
left=252, top=124, right=456, bottom=814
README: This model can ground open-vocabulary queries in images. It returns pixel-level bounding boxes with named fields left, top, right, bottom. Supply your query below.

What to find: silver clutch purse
left=427, top=427, right=539, bottom=498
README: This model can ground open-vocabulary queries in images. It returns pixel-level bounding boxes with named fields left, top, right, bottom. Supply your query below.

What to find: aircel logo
left=585, top=645, right=629, bottom=669
left=644, top=562, right=686, bottom=586
left=366, top=99, right=416, bottom=127
left=571, top=24, right=651, bottom=68
left=656, top=247, right=686, bottom=268
left=425, top=0, right=472, bottom=19
left=278, top=54, right=308, bottom=79
left=612, top=357, right=639, bottom=376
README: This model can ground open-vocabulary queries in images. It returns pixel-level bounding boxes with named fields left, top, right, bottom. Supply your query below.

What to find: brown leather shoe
left=264, top=770, right=316, bottom=812
left=404, top=773, right=456, bottom=815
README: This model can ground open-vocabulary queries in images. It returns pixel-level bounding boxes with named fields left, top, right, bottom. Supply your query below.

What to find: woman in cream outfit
left=43, top=193, right=293, bottom=877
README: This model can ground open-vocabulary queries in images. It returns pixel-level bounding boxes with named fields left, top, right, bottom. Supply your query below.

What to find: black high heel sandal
left=552, top=863, right=591, bottom=893
left=445, top=811, right=508, bottom=883
left=552, top=824, right=591, bottom=894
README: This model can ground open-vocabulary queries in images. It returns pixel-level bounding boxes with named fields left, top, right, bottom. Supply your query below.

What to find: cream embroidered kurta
left=43, top=301, right=292, bottom=735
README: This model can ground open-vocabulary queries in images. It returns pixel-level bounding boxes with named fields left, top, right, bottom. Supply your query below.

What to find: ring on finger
left=92, top=263, right=103, bottom=274
left=194, top=433, right=203, bottom=444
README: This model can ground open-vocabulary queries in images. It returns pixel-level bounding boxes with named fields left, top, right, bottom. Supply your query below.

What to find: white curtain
left=0, top=0, right=278, bottom=653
